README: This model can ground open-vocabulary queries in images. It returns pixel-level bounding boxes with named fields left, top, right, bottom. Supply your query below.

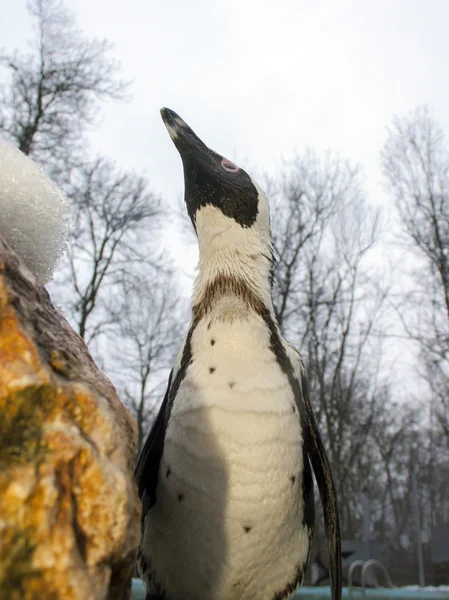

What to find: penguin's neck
left=191, top=245, right=275, bottom=322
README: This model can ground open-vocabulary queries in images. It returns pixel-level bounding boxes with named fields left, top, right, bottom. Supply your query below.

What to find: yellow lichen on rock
left=0, top=237, right=141, bottom=600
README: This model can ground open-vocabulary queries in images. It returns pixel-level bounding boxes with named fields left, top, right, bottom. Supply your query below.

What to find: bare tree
left=0, top=0, right=175, bottom=359
left=267, top=150, right=359, bottom=331
left=382, top=106, right=449, bottom=450
left=107, top=277, right=185, bottom=450
left=47, top=158, right=186, bottom=428
left=0, top=0, right=127, bottom=172
left=0, top=0, right=186, bottom=441
left=372, top=402, right=420, bottom=543
left=51, top=157, right=163, bottom=343
left=266, top=151, right=388, bottom=539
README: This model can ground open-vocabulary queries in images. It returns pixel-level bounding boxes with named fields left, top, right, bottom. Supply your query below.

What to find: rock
left=0, top=235, right=141, bottom=599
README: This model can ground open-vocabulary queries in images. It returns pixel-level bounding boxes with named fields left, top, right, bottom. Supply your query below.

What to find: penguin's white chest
left=141, top=315, right=310, bottom=600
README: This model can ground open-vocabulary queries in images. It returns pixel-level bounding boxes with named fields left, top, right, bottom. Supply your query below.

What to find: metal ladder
left=348, top=559, right=395, bottom=596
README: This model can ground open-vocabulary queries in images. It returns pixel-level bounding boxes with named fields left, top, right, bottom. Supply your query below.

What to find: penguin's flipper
left=298, top=371, right=342, bottom=600
left=134, top=370, right=173, bottom=515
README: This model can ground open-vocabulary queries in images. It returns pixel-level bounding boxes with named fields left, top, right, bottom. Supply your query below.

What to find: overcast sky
left=2, top=0, right=448, bottom=396
left=3, top=0, right=449, bottom=206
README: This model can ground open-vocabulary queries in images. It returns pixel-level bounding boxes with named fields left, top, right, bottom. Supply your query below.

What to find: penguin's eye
left=221, top=158, right=239, bottom=173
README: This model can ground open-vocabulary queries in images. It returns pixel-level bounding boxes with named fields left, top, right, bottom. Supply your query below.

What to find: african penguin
left=135, top=108, right=342, bottom=600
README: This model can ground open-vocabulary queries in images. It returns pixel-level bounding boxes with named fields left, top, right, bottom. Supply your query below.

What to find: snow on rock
left=0, top=140, right=71, bottom=284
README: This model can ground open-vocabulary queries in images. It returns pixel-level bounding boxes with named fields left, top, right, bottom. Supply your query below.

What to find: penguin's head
left=161, top=108, right=272, bottom=259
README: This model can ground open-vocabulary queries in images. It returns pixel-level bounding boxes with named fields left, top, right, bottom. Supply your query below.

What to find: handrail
left=362, top=559, right=395, bottom=589
left=348, top=561, right=365, bottom=596
left=348, top=559, right=395, bottom=596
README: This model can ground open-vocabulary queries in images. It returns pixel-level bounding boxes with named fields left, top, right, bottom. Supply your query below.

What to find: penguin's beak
left=160, top=107, right=252, bottom=230
left=160, top=107, right=211, bottom=162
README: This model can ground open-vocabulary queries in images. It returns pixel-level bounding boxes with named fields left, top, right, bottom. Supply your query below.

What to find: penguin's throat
left=191, top=243, right=275, bottom=322
left=191, top=270, right=273, bottom=325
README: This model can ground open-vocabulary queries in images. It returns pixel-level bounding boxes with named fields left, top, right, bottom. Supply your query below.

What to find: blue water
left=130, top=580, right=449, bottom=600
